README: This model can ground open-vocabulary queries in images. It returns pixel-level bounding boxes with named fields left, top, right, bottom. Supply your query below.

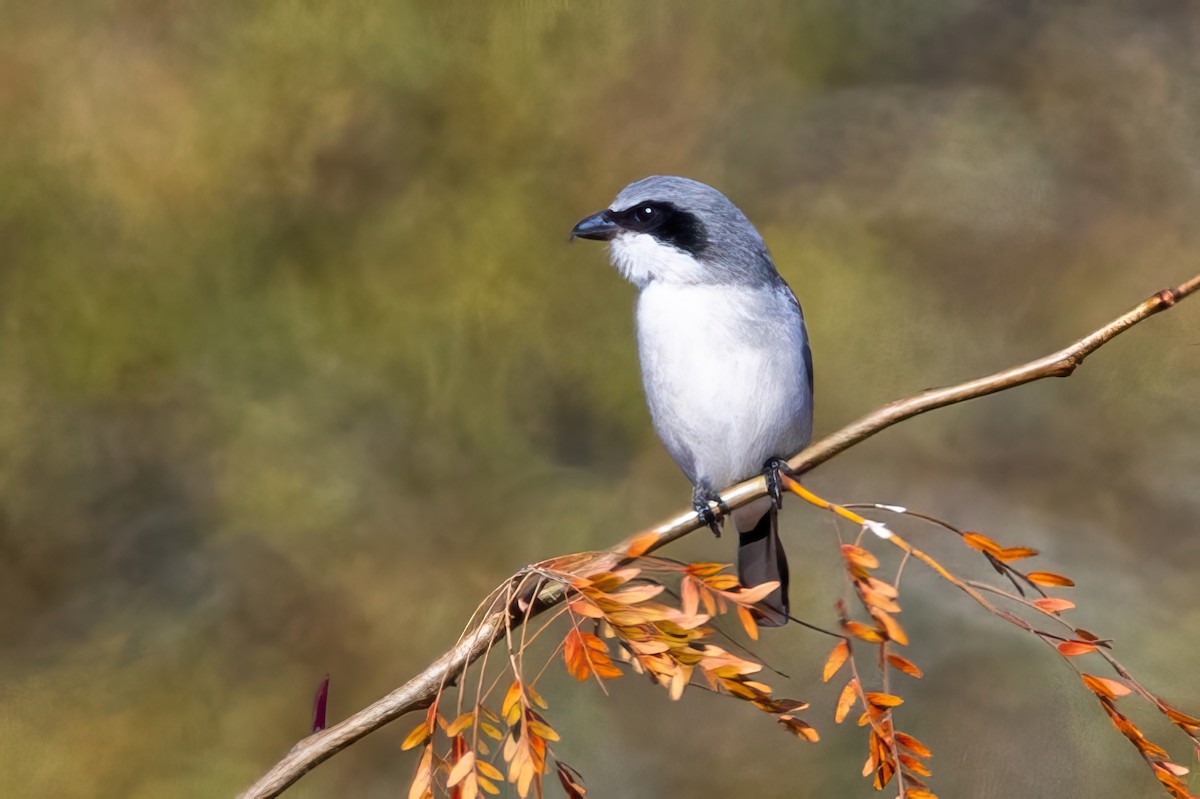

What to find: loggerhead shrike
left=571, top=176, right=813, bottom=626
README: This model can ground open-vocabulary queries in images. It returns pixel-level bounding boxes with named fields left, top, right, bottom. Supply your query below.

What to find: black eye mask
left=608, top=202, right=708, bottom=256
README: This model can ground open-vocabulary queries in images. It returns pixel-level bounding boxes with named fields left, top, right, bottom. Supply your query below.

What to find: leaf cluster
left=397, top=482, right=1199, bottom=799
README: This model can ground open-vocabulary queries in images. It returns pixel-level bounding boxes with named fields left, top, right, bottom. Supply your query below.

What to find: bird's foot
left=763, top=457, right=798, bottom=511
left=692, top=485, right=729, bottom=538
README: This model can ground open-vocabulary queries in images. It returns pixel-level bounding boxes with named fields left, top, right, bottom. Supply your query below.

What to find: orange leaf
left=778, top=714, right=820, bottom=742
left=588, top=568, right=639, bottom=592
left=516, top=760, right=535, bottom=798
left=1057, top=640, right=1096, bottom=657
left=843, top=620, right=884, bottom=643
left=568, top=599, right=605, bottom=619
left=887, top=654, right=924, bottom=679
left=1028, top=571, right=1075, bottom=587
left=822, top=641, right=850, bottom=682
left=996, top=546, right=1039, bottom=562
left=704, top=574, right=741, bottom=591
left=1165, top=706, right=1200, bottom=731
left=564, top=629, right=622, bottom=681
left=563, top=632, right=591, bottom=682
left=1141, top=740, right=1172, bottom=761
left=686, top=562, right=729, bottom=577
left=408, top=745, right=433, bottom=799
left=502, top=681, right=523, bottom=717
left=841, top=544, right=879, bottom=570
left=667, top=667, right=690, bottom=700
left=447, top=752, right=476, bottom=788
left=872, top=610, right=909, bottom=646
left=681, top=577, right=700, bottom=618
left=732, top=580, right=781, bottom=605
left=737, top=604, right=759, bottom=640
left=529, top=719, right=561, bottom=742
left=962, top=532, right=1003, bottom=555
left=835, top=679, right=859, bottom=723
left=868, top=730, right=883, bottom=770
left=899, top=752, right=932, bottom=777
left=610, top=583, right=667, bottom=604
left=865, top=692, right=904, bottom=708
left=896, top=731, right=932, bottom=758
left=861, top=589, right=901, bottom=614
left=445, top=712, right=475, bottom=738
left=401, top=721, right=430, bottom=751
left=864, top=576, right=899, bottom=599
left=1032, top=597, right=1076, bottom=614
left=873, top=757, right=895, bottom=790
left=1081, top=673, right=1131, bottom=699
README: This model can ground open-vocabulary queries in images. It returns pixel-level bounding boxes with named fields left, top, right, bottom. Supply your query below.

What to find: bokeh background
left=2, top=1, right=1199, bottom=797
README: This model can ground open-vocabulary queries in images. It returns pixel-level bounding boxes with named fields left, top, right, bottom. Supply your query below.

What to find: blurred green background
left=2, top=1, right=1199, bottom=797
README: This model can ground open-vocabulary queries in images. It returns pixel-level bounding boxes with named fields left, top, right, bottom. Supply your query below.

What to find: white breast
left=636, top=281, right=812, bottom=490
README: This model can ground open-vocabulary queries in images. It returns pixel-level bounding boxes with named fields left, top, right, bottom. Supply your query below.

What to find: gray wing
left=772, top=273, right=814, bottom=437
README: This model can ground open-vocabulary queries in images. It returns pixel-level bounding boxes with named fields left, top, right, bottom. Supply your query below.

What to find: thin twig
left=237, top=275, right=1200, bottom=799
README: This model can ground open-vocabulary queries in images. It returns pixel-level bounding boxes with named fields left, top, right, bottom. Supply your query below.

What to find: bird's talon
left=763, top=457, right=795, bottom=510
left=693, top=487, right=726, bottom=537
left=693, top=501, right=723, bottom=537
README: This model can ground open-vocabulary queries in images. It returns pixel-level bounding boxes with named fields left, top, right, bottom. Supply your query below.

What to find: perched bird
left=571, top=176, right=813, bottom=626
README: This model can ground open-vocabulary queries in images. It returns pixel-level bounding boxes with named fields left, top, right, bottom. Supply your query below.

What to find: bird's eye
left=617, top=202, right=670, bottom=232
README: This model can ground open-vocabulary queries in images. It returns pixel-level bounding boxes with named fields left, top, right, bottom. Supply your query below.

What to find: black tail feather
left=737, top=507, right=789, bottom=627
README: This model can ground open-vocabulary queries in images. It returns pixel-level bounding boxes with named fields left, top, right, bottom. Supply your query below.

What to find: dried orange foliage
left=562, top=630, right=621, bottom=682
left=403, top=678, right=564, bottom=799
left=783, top=480, right=1199, bottom=799
left=956, top=536, right=1199, bottom=798
left=1032, top=597, right=1076, bottom=614
left=400, top=485, right=1198, bottom=799
left=839, top=544, right=909, bottom=647
left=853, top=684, right=936, bottom=796
left=501, top=681, right=557, bottom=797
left=823, top=641, right=849, bottom=682
left=1057, top=640, right=1097, bottom=657
left=566, top=561, right=806, bottom=719
left=827, top=533, right=936, bottom=797
left=401, top=554, right=815, bottom=799
left=1026, top=571, right=1076, bottom=587
left=1085, top=675, right=1197, bottom=799
left=962, top=532, right=1038, bottom=563
left=888, top=654, right=924, bottom=679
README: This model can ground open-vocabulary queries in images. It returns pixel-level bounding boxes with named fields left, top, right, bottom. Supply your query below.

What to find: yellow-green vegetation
left=1, top=2, right=1198, bottom=798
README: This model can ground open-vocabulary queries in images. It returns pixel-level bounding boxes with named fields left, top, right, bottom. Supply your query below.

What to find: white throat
left=608, top=231, right=707, bottom=287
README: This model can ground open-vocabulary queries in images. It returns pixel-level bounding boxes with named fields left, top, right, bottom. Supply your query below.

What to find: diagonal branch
left=237, top=274, right=1200, bottom=799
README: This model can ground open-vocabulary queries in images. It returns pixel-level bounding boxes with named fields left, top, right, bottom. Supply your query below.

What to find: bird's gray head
left=571, top=176, right=777, bottom=288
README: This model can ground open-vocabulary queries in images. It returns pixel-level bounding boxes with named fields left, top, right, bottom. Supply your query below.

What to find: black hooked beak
left=570, top=210, right=619, bottom=241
